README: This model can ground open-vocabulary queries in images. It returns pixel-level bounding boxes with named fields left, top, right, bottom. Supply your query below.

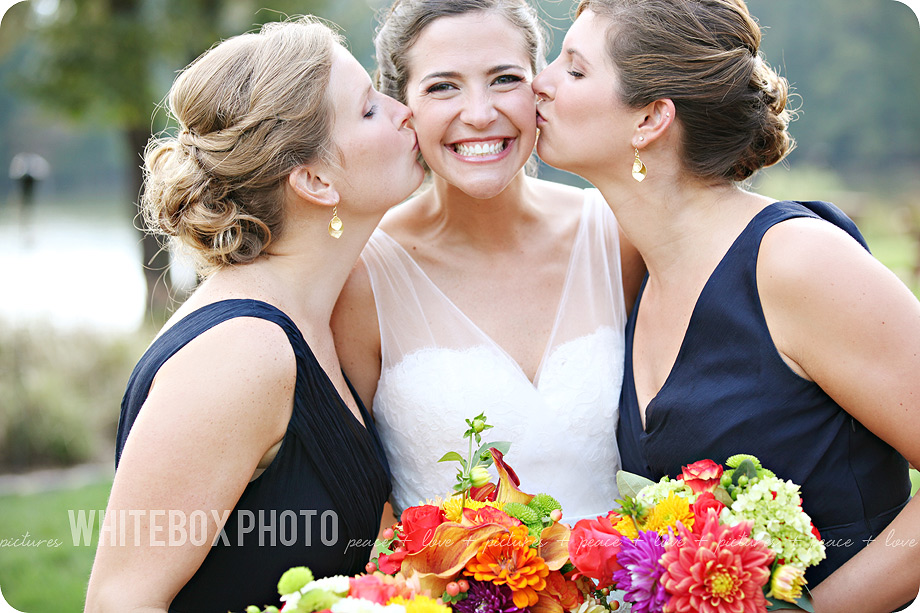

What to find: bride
left=332, top=0, right=644, bottom=523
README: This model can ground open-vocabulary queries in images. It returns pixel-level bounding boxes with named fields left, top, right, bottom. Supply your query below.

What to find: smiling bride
left=332, top=0, right=645, bottom=523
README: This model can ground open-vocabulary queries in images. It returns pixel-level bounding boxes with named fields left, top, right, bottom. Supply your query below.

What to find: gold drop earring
left=328, top=205, right=343, bottom=239
left=632, top=148, right=647, bottom=182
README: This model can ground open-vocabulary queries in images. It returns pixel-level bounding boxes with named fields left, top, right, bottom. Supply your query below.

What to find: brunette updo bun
left=578, top=0, right=795, bottom=182
left=142, top=17, right=341, bottom=274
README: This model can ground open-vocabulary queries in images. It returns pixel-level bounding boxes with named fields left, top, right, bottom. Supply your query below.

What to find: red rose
left=680, top=459, right=723, bottom=494
left=567, top=516, right=624, bottom=588
left=690, top=492, right=725, bottom=534
left=399, top=505, right=446, bottom=554
left=377, top=549, right=407, bottom=574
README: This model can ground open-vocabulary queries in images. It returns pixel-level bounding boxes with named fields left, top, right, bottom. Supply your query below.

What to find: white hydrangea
left=721, top=476, right=826, bottom=568
left=305, top=575, right=352, bottom=596
left=636, top=477, right=694, bottom=506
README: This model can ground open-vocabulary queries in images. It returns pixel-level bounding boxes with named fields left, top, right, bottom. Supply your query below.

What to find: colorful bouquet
left=568, top=455, right=825, bottom=613
left=249, top=413, right=607, bottom=613
left=369, top=413, right=592, bottom=613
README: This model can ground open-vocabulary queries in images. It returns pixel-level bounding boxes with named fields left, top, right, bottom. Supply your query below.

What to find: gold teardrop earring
left=632, top=148, right=647, bottom=182
left=328, top=206, right=343, bottom=239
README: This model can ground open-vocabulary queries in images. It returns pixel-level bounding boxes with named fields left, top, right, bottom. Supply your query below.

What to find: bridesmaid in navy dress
left=533, top=0, right=920, bottom=609
left=85, top=17, right=424, bottom=613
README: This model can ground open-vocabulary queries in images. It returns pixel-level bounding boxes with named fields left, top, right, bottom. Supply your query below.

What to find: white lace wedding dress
left=361, top=189, right=626, bottom=522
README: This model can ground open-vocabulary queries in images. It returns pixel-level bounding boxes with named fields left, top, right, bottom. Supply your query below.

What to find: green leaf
left=616, top=470, right=656, bottom=498
left=476, top=441, right=512, bottom=466
left=438, top=451, right=465, bottom=463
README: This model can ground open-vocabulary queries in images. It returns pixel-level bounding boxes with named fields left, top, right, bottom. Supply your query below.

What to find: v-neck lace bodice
left=362, top=189, right=627, bottom=520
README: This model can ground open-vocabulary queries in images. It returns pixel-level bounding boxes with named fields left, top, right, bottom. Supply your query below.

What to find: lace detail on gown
left=362, top=189, right=627, bottom=521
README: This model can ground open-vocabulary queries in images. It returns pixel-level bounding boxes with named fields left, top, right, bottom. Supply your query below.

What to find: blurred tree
left=746, top=0, right=920, bottom=183
left=15, top=0, right=330, bottom=318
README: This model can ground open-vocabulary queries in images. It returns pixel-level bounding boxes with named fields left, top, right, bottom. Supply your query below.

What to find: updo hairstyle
left=578, top=0, right=795, bottom=182
left=142, top=17, right=342, bottom=275
left=374, top=0, right=547, bottom=105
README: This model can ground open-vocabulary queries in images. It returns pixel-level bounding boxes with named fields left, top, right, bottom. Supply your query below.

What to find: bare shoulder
left=332, top=258, right=382, bottom=410
left=758, top=215, right=877, bottom=292
left=378, top=192, right=431, bottom=241
left=153, top=315, right=296, bottom=410
left=333, top=258, right=376, bottom=330
left=528, top=176, right=586, bottom=215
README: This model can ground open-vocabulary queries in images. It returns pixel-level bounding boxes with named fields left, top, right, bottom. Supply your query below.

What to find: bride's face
left=533, top=10, right=634, bottom=183
left=403, top=11, right=537, bottom=200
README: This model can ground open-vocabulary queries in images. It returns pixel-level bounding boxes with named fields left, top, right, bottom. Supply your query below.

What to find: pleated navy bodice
left=116, top=299, right=391, bottom=612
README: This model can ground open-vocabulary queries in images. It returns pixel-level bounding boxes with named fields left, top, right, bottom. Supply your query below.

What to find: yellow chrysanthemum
left=388, top=595, right=451, bottom=613
left=465, top=525, right=549, bottom=609
left=644, top=491, right=694, bottom=535
left=442, top=496, right=504, bottom=523
left=613, top=514, right=640, bottom=539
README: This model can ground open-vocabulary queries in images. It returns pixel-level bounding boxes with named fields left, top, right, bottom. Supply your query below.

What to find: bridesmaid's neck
left=596, top=177, right=767, bottom=286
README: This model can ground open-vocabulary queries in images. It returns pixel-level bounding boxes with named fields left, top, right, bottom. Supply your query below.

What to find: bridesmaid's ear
left=288, top=164, right=340, bottom=208
left=633, top=98, right=676, bottom=147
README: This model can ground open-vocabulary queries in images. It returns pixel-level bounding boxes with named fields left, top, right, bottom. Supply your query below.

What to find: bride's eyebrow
left=487, top=64, right=527, bottom=75
left=420, top=70, right=461, bottom=82
left=419, top=63, right=527, bottom=83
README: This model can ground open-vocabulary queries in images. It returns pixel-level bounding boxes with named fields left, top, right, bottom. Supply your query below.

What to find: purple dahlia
left=452, top=579, right=530, bottom=613
left=611, top=529, right=669, bottom=613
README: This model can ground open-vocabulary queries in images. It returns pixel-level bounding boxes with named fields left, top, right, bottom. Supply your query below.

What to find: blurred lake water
left=0, top=208, right=147, bottom=334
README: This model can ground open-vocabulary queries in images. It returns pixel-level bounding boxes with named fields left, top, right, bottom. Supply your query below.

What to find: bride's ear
left=288, top=164, right=340, bottom=207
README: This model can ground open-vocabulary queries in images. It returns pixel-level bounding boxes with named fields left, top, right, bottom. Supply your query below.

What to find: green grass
left=0, top=479, right=112, bottom=613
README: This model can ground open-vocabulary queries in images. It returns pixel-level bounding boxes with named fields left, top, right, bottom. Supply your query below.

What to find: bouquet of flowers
left=568, top=455, right=826, bottom=613
left=370, top=412, right=593, bottom=613
left=249, top=413, right=608, bottom=613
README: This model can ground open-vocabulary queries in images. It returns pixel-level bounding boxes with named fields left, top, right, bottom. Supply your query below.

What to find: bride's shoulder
left=526, top=177, right=588, bottom=225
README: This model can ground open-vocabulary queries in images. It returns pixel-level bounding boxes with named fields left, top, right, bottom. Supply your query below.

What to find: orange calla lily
left=537, top=520, right=571, bottom=571
left=489, top=448, right=534, bottom=505
left=400, top=521, right=508, bottom=594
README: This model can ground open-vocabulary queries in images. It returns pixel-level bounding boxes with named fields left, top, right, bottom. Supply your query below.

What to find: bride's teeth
left=454, top=141, right=505, bottom=157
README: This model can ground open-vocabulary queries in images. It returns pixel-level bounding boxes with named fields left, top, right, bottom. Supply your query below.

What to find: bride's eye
left=426, top=82, right=457, bottom=94
left=493, top=74, right=524, bottom=86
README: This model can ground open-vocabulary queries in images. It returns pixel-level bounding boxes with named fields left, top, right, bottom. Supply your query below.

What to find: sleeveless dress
left=362, top=189, right=626, bottom=521
left=617, top=201, right=911, bottom=586
left=116, top=299, right=391, bottom=613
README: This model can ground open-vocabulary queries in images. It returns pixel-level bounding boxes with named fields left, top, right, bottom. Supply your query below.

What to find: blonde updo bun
left=578, top=0, right=796, bottom=182
left=141, top=17, right=342, bottom=275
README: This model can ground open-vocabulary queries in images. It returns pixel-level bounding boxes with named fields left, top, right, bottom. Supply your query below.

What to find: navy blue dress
left=617, top=201, right=910, bottom=586
left=116, top=299, right=391, bottom=613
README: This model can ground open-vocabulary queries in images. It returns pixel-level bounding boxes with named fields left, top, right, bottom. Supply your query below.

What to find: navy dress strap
left=617, top=201, right=910, bottom=586
left=116, top=299, right=391, bottom=612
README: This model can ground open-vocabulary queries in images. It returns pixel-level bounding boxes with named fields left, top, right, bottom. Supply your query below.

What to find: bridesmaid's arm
left=332, top=259, right=383, bottom=413
left=759, top=217, right=920, bottom=612
left=85, top=318, right=294, bottom=612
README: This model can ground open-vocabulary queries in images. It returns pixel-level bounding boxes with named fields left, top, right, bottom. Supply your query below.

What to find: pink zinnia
left=660, top=512, right=774, bottom=613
